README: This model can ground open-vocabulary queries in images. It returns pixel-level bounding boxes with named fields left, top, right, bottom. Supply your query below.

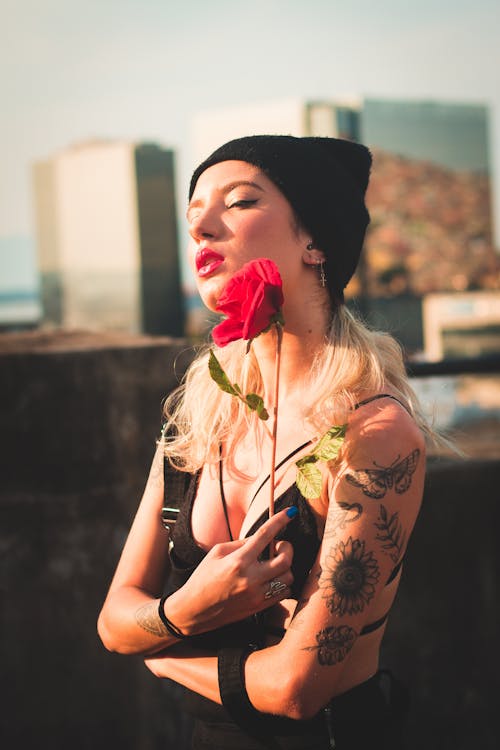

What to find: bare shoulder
left=342, top=396, right=425, bottom=466
left=330, top=396, right=426, bottom=514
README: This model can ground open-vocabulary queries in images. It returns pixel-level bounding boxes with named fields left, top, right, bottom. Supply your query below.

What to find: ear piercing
left=306, top=243, right=326, bottom=287
left=319, top=261, right=326, bottom=288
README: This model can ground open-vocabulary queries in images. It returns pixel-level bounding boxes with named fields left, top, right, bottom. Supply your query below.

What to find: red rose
left=212, top=258, right=284, bottom=347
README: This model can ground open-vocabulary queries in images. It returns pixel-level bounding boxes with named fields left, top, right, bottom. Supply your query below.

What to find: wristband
left=158, top=595, right=190, bottom=640
left=217, top=645, right=260, bottom=729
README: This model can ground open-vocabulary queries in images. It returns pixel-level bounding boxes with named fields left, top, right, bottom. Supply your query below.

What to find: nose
left=188, top=204, right=221, bottom=242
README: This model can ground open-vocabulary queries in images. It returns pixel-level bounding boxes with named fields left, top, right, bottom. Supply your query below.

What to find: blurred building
left=32, top=140, right=184, bottom=336
left=423, top=291, right=500, bottom=360
left=361, top=98, right=490, bottom=173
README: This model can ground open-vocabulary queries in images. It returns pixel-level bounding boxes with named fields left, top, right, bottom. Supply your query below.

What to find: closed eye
left=228, top=199, right=258, bottom=209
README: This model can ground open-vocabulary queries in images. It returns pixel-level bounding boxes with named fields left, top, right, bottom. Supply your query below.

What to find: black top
left=164, top=468, right=319, bottom=649
left=162, top=393, right=407, bottom=646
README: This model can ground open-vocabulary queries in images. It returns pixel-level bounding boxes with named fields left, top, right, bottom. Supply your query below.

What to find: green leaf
left=296, top=424, right=346, bottom=465
left=296, top=462, right=323, bottom=499
left=328, top=424, right=347, bottom=439
left=296, top=454, right=318, bottom=468
left=257, top=404, right=269, bottom=421
left=208, top=350, right=238, bottom=396
left=314, top=425, right=346, bottom=462
left=245, top=393, right=269, bottom=421
left=294, top=424, right=346, bottom=499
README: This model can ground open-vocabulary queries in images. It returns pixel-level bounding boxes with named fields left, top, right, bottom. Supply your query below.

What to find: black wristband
left=158, top=595, right=190, bottom=640
left=217, top=646, right=260, bottom=730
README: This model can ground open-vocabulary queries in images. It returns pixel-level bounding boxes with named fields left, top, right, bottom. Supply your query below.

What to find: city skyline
left=2, top=0, right=499, bottom=294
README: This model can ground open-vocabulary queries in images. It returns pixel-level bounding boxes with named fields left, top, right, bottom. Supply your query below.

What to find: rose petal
left=241, top=282, right=266, bottom=339
left=212, top=316, right=245, bottom=347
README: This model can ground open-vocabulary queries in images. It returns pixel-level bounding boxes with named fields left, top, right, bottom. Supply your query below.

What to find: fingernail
left=286, top=505, right=298, bottom=519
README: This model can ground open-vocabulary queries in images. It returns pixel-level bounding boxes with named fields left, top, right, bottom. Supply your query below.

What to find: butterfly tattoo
left=345, top=449, right=420, bottom=499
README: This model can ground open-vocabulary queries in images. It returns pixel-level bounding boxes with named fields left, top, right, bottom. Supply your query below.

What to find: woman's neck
left=252, top=299, right=330, bottom=403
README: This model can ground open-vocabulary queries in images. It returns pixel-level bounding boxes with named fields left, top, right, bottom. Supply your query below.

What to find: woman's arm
left=97, top=439, right=176, bottom=654
left=145, top=400, right=426, bottom=717
left=98, top=440, right=296, bottom=655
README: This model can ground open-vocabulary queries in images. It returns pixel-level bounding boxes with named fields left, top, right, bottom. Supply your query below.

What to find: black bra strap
left=218, top=439, right=313, bottom=535
left=162, top=450, right=192, bottom=532
left=219, top=448, right=234, bottom=542
left=357, top=560, right=404, bottom=637
left=386, top=558, right=404, bottom=585
left=247, top=439, right=313, bottom=510
left=360, top=612, right=389, bottom=636
left=353, top=393, right=411, bottom=414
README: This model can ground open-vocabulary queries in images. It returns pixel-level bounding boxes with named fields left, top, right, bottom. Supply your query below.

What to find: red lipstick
left=196, top=248, right=224, bottom=277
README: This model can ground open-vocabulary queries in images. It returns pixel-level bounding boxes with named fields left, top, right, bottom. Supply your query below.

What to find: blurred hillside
left=351, top=149, right=500, bottom=298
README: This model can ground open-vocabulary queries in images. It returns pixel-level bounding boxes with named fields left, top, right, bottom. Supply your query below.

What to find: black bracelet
left=158, top=595, right=190, bottom=640
left=217, top=646, right=261, bottom=729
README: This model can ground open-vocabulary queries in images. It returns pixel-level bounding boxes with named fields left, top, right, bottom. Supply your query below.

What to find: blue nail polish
left=286, top=505, right=298, bottom=519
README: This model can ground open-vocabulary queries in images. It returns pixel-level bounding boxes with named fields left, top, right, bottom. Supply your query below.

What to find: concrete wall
left=381, top=457, right=499, bottom=749
left=0, top=332, right=195, bottom=749
left=1, top=332, right=498, bottom=749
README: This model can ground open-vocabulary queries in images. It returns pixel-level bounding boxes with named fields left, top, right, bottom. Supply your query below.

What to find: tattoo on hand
left=319, top=537, right=380, bottom=616
left=323, top=501, right=363, bottom=539
left=303, top=625, right=357, bottom=666
left=135, top=601, right=168, bottom=637
left=375, top=504, right=406, bottom=563
left=345, top=449, right=420, bottom=499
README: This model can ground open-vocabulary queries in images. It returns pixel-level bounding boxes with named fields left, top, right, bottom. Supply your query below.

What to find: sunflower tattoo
left=319, top=537, right=380, bottom=616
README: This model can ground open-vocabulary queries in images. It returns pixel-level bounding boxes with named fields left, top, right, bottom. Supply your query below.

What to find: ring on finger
left=264, top=579, right=287, bottom=600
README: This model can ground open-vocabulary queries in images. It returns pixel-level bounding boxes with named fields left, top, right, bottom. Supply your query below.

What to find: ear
left=302, top=245, right=326, bottom=266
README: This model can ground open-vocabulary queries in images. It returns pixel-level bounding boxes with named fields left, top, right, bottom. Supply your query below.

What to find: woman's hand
left=164, top=507, right=297, bottom=635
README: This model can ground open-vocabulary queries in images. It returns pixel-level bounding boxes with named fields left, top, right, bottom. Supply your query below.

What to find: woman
left=98, top=135, right=428, bottom=749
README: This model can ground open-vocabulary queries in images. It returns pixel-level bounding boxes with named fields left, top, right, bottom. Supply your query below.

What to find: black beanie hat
left=189, top=134, right=372, bottom=303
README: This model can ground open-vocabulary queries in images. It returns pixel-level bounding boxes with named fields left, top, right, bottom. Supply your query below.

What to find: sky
left=1, top=0, right=499, bottom=290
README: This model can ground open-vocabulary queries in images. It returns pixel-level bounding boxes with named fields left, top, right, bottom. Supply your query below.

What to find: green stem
left=269, top=324, right=283, bottom=556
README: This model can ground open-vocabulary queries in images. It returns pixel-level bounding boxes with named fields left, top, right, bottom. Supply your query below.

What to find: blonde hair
left=163, top=305, right=435, bottom=472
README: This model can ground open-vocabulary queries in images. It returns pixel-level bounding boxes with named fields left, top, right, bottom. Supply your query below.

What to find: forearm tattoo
left=345, top=448, right=420, bottom=499
left=319, top=537, right=380, bottom=616
left=375, top=504, right=406, bottom=563
left=147, top=447, right=164, bottom=490
left=135, top=601, right=168, bottom=637
left=323, top=501, right=363, bottom=540
left=303, top=625, right=357, bottom=666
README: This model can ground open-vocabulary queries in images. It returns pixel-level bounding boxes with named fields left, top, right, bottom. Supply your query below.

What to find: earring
left=318, top=260, right=327, bottom=288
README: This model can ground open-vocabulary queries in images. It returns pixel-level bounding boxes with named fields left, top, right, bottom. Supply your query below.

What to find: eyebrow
left=187, top=180, right=265, bottom=211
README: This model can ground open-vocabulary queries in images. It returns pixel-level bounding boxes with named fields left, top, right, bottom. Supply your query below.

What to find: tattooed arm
left=144, top=398, right=426, bottom=718
left=246, top=398, right=426, bottom=716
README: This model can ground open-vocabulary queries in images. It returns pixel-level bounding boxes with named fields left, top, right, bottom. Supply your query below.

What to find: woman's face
left=187, top=160, right=309, bottom=312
